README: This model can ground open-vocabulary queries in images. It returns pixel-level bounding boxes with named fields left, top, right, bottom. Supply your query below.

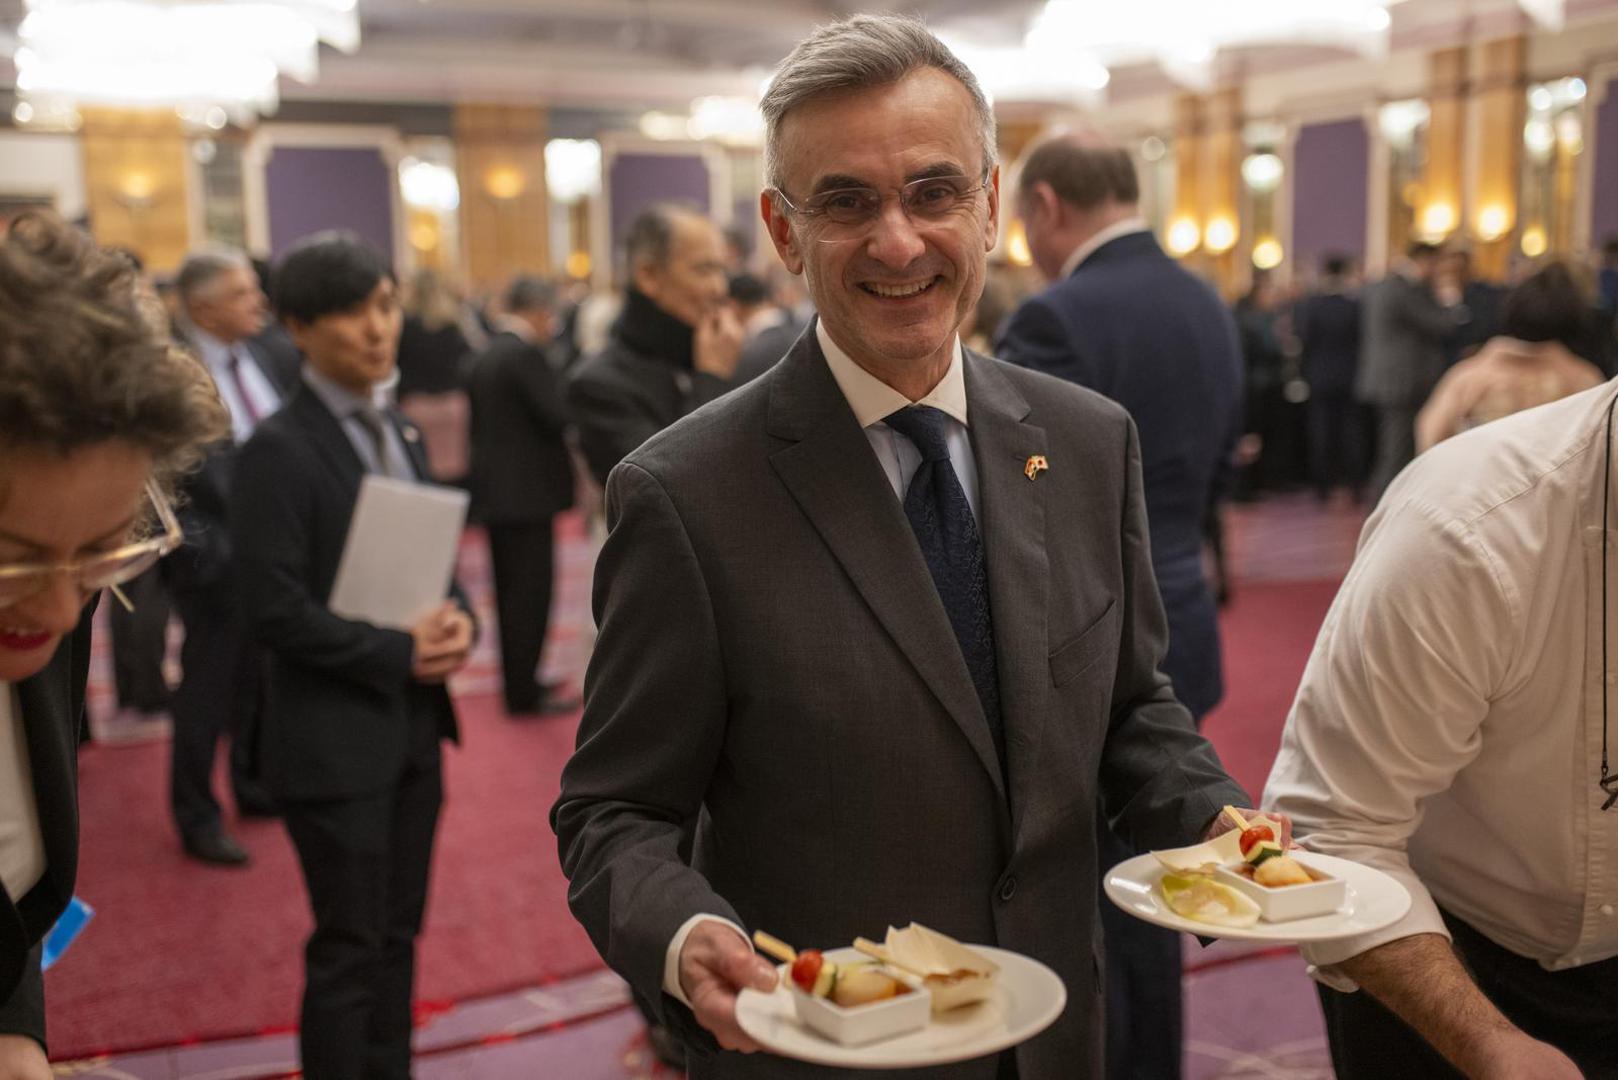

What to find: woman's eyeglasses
left=0, top=482, right=183, bottom=612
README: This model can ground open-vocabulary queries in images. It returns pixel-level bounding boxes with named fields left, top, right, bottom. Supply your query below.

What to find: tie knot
left=883, top=405, right=951, bottom=462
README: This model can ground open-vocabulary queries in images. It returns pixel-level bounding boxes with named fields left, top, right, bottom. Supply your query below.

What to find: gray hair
left=175, top=247, right=252, bottom=307
left=623, top=201, right=703, bottom=271
left=503, top=274, right=559, bottom=314
left=760, top=13, right=997, bottom=193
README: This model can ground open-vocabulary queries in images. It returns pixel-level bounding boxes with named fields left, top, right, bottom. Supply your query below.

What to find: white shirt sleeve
left=663, top=913, right=752, bottom=1007
left=1262, top=498, right=1517, bottom=984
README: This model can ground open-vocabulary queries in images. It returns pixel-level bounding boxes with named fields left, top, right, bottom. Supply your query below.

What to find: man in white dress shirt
left=1265, top=380, right=1618, bottom=1079
left=166, top=249, right=295, bottom=866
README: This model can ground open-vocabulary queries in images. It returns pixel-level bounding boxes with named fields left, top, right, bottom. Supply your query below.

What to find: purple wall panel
left=264, top=146, right=395, bottom=259
left=1591, top=80, right=1618, bottom=247
left=608, top=152, right=711, bottom=272
left=1291, top=119, right=1370, bottom=271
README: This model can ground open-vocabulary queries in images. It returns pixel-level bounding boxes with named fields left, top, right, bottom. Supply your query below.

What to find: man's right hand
left=1468, top=1030, right=1583, bottom=1080
left=693, top=306, right=745, bottom=381
left=0, top=1035, right=50, bottom=1080
left=677, top=919, right=778, bottom=1052
left=410, top=601, right=473, bottom=683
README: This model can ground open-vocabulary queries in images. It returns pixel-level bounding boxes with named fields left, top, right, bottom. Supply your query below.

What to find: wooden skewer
left=853, top=937, right=930, bottom=977
left=751, top=930, right=797, bottom=964
left=1223, top=804, right=1251, bottom=831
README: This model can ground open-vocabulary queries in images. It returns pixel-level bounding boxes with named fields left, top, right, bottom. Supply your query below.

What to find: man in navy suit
left=232, top=233, right=475, bottom=1079
left=996, top=130, right=1242, bottom=1080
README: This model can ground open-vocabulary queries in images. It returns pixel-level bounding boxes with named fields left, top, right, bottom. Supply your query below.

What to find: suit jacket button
left=998, top=875, right=1017, bottom=903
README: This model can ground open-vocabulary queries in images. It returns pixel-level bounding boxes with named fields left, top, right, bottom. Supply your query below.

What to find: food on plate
left=1158, top=872, right=1261, bottom=927
left=756, top=931, right=913, bottom=1008
left=877, top=923, right=1000, bottom=1013
left=1252, top=855, right=1314, bottom=888
left=1238, top=825, right=1276, bottom=856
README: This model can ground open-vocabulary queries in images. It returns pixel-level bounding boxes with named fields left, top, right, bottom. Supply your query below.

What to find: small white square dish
left=789, top=967, right=931, bottom=1046
left=1214, top=855, right=1347, bottom=921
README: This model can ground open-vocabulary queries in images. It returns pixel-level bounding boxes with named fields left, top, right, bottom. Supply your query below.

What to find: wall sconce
left=1204, top=216, right=1237, bottom=254
left=1476, top=205, right=1511, bottom=243
left=483, top=166, right=527, bottom=202
left=1251, top=237, right=1284, bottom=270
left=115, top=171, right=157, bottom=212
left=1520, top=225, right=1548, bottom=258
left=1167, top=217, right=1201, bottom=256
left=565, top=250, right=592, bottom=280
left=1005, top=220, right=1033, bottom=267
left=1419, top=202, right=1456, bottom=240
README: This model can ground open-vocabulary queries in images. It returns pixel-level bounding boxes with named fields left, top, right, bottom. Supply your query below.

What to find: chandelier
left=8, top=0, right=361, bottom=123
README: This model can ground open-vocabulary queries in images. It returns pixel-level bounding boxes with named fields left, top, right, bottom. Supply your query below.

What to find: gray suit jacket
left=1355, top=274, right=1458, bottom=407
left=552, top=329, right=1247, bottom=1079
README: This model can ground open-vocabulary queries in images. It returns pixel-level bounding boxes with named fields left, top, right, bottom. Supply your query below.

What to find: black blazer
left=996, top=231, right=1242, bottom=719
left=1294, top=291, right=1362, bottom=398
left=0, top=611, right=93, bottom=1048
left=165, top=341, right=298, bottom=600
left=467, top=331, right=574, bottom=524
left=230, top=387, right=465, bottom=803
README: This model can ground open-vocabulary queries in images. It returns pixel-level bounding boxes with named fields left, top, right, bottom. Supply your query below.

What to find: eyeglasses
left=774, top=173, right=989, bottom=234
left=0, top=482, right=183, bottom=612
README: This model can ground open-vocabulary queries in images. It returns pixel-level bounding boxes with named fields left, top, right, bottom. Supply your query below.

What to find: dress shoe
left=233, top=785, right=280, bottom=819
left=507, top=681, right=581, bottom=717
left=182, top=829, right=251, bottom=867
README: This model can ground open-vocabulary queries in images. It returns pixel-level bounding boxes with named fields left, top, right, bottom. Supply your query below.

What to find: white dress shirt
left=1057, top=217, right=1150, bottom=281
left=191, top=328, right=282, bottom=444
left=0, top=684, right=46, bottom=903
left=661, top=321, right=979, bottom=1006
left=1265, top=378, right=1618, bottom=988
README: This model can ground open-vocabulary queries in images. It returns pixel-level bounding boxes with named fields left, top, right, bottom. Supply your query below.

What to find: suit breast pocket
left=1049, top=599, right=1119, bottom=688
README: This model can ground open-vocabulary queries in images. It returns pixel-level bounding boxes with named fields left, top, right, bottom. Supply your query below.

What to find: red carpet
left=45, top=515, right=1344, bottom=1059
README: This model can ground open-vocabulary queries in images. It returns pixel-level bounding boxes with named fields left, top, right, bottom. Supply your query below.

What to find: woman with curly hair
left=0, top=213, right=226, bottom=1078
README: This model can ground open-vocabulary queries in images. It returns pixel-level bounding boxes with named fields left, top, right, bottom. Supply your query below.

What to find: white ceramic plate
left=1103, top=851, right=1412, bottom=942
left=735, top=946, right=1067, bottom=1069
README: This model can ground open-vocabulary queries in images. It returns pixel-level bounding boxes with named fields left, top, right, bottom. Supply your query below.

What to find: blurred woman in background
left=1416, top=262, right=1606, bottom=452
left=395, top=269, right=473, bottom=483
left=0, top=213, right=226, bottom=1078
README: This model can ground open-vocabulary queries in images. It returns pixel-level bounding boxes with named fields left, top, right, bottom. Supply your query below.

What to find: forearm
left=1331, top=934, right=1514, bottom=1076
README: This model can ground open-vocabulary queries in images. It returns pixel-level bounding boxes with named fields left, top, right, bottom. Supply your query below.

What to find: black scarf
left=612, top=287, right=695, bottom=370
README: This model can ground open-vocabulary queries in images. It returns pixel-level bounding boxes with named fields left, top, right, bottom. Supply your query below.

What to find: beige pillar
left=455, top=104, right=550, bottom=290
left=79, top=108, right=192, bottom=272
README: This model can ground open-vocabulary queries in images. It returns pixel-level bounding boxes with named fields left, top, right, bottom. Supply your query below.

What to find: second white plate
left=1103, top=851, right=1411, bottom=942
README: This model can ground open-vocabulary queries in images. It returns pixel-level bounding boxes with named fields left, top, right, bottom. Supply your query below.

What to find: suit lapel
left=965, top=354, right=1051, bottom=841
left=389, top=410, right=431, bottom=481
left=766, top=332, right=1007, bottom=805
left=292, top=387, right=367, bottom=496
left=14, top=634, right=76, bottom=917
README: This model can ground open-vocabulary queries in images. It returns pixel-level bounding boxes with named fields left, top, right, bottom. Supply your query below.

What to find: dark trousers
left=109, top=565, right=171, bottom=712
left=1307, top=392, right=1364, bottom=497
left=1368, top=403, right=1420, bottom=504
left=486, top=519, right=556, bottom=713
left=1319, top=909, right=1618, bottom=1079
left=169, top=593, right=265, bottom=836
left=284, top=742, right=443, bottom=1080
left=1099, top=820, right=1182, bottom=1080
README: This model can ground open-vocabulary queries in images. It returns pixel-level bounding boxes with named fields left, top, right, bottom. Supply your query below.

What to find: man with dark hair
left=166, top=246, right=293, bottom=866
left=1356, top=241, right=1460, bottom=500
left=1439, top=249, right=1504, bottom=368
left=553, top=15, right=1251, bottom=1079
left=568, top=203, right=744, bottom=485
left=468, top=275, right=576, bottom=716
left=1295, top=253, right=1365, bottom=500
left=731, top=271, right=807, bottom=384
left=231, top=232, right=475, bottom=1079
left=996, top=128, right=1242, bottom=1080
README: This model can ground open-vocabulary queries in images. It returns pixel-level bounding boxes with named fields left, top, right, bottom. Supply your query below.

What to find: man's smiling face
left=765, top=66, right=998, bottom=384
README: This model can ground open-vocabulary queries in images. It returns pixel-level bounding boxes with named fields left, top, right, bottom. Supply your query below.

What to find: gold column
left=454, top=104, right=550, bottom=290
left=1420, top=47, right=1468, bottom=246
left=1203, top=87, right=1243, bottom=297
left=1168, top=94, right=1204, bottom=262
left=1472, top=36, right=1526, bottom=279
left=79, top=108, right=192, bottom=272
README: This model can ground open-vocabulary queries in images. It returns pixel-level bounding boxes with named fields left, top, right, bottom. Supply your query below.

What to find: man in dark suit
left=468, top=276, right=576, bottom=716
left=1356, top=242, right=1459, bottom=500
left=995, top=131, right=1243, bottom=1080
left=1294, top=254, right=1365, bottom=500
left=568, top=204, right=745, bottom=487
left=552, top=16, right=1251, bottom=1079
left=231, top=233, right=475, bottom=1080
left=165, top=247, right=295, bottom=866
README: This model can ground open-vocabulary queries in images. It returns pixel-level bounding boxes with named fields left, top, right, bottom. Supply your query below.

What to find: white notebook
left=328, top=476, right=470, bottom=631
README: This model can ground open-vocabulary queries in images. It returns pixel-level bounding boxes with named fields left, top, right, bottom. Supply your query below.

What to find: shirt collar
left=816, top=320, right=968, bottom=430
left=302, top=363, right=388, bottom=417
left=494, top=314, right=537, bottom=344
left=188, top=326, right=239, bottom=373
left=1059, top=216, right=1150, bottom=280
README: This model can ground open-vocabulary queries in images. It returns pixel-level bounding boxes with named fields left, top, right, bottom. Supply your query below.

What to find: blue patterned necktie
left=882, top=405, right=1004, bottom=767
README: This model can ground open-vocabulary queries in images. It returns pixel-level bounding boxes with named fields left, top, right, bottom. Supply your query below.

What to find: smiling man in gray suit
left=552, top=15, right=1250, bottom=1079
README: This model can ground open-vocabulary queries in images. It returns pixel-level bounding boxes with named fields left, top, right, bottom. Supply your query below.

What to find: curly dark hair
left=0, top=212, right=228, bottom=498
